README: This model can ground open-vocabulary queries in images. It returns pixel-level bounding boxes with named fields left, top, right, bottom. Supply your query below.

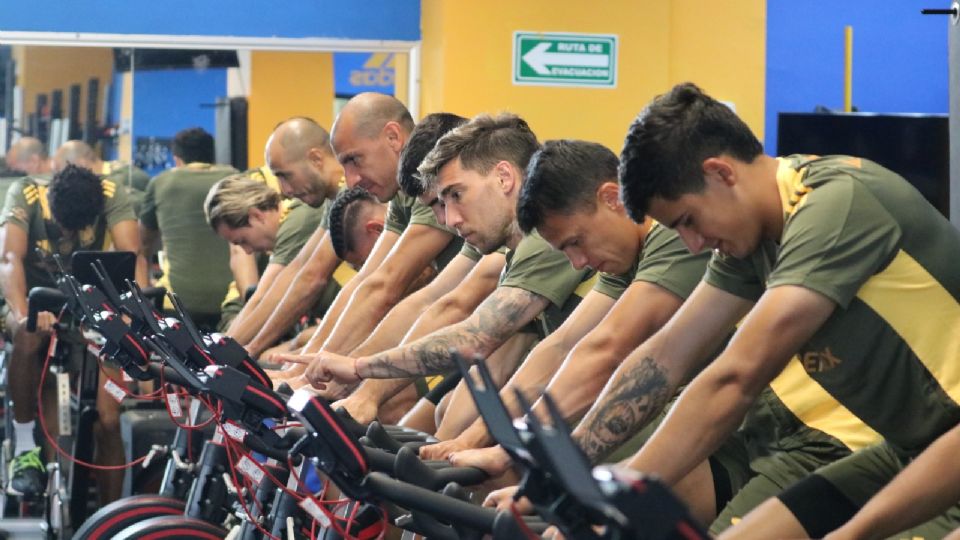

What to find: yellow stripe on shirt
left=769, top=357, right=882, bottom=451
left=856, top=249, right=960, bottom=406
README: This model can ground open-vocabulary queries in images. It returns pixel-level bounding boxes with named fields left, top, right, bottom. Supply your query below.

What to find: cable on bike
left=37, top=323, right=150, bottom=471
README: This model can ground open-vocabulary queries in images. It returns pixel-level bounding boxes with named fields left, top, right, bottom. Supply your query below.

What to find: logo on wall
left=335, top=53, right=396, bottom=96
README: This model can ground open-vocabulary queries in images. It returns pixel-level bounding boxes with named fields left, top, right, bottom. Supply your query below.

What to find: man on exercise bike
left=0, top=164, right=147, bottom=502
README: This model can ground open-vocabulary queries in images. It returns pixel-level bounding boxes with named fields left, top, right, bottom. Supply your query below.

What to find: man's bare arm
left=138, top=223, right=161, bottom=278
left=350, top=252, right=479, bottom=357
left=318, top=224, right=455, bottom=355
left=228, top=225, right=325, bottom=342
left=625, top=285, right=835, bottom=485
left=297, top=229, right=402, bottom=355
left=435, top=282, right=682, bottom=454
left=572, top=282, right=751, bottom=463
left=229, top=245, right=260, bottom=295
left=109, top=219, right=149, bottom=287
left=336, top=252, right=505, bottom=422
left=0, top=224, right=31, bottom=319
left=357, top=286, right=551, bottom=378
left=244, top=233, right=340, bottom=356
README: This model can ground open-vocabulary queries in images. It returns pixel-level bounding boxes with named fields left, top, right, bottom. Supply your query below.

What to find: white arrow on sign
left=521, top=42, right=609, bottom=75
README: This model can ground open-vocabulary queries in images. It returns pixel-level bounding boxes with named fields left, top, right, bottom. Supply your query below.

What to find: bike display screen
left=71, top=251, right=136, bottom=291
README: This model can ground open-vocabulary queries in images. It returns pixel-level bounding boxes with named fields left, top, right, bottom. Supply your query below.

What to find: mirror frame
left=0, top=31, right=422, bottom=118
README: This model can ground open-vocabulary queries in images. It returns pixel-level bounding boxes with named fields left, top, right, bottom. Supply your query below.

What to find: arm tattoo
left=365, top=287, right=548, bottom=378
left=574, top=355, right=671, bottom=463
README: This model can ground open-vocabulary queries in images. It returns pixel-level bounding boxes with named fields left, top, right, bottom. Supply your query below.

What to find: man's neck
left=635, top=216, right=654, bottom=246
left=503, top=220, right=524, bottom=251
left=752, top=155, right=786, bottom=242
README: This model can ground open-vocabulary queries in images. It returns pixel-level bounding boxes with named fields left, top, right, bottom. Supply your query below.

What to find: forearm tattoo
left=574, top=355, right=671, bottom=463
left=365, top=287, right=544, bottom=378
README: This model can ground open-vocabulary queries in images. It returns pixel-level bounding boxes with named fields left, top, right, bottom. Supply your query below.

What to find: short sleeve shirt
left=270, top=199, right=327, bottom=266
left=1, top=176, right=135, bottom=289
left=705, top=155, right=960, bottom=455
left=141, top=163, right=237, bottom=316
left=593, top=224, right=710, bottom=301
left=384, top=191, right=464, bottom=272
left=499, top=232, right=596, bottom=337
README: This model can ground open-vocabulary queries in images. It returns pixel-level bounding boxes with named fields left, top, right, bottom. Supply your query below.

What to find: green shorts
left=710, top=432, right=854, bottom=534
left=780, top=442, right=960, bottom=539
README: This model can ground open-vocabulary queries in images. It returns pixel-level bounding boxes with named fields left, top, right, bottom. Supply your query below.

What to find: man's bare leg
left=93, top=365, right=125, bottom=505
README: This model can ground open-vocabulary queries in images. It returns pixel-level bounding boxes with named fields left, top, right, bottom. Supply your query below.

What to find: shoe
left=8, top=448, right=46, bottom=497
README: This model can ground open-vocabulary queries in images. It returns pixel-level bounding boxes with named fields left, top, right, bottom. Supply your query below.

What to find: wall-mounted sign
left=334, top=53, right=396, bottom=97
left=513, top=31, right=617, bottom=88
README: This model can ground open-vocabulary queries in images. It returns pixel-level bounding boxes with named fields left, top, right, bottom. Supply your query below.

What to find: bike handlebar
left=26, top=286, right=68, bottom=332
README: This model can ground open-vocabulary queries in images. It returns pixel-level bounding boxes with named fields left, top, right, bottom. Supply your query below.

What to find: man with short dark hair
left=438, top=140, right=878, bottom=531
left=327, top=187, right=386, bottom=269
left=324, top=112, right=510, bottom=427
left=139, top=127, right=236, bottom=327
left=0, top=164, right=146, bottom=501
left=585, top=82, right=960, bottom=538
left=53, top=140, right=151, bottom=215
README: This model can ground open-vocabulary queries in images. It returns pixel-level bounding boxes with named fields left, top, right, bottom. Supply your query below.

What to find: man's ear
left=702, top=157, right=736, bottom=186
left=306, top=147, right=326, bottom=169
left=248, top=207, right=265, bottom=224
left=381, top=122, right=405, bottom=153
left=366, top=219, right=384, bottom=235
left=495, top=161, right=518, bottom=194
left=596, top=181, right=622, bottom=211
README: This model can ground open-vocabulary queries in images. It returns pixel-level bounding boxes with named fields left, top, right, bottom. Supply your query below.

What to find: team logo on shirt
left=800, top=347, right=842, bottom=373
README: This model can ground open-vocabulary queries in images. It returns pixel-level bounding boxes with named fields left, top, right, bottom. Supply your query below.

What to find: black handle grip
left=921, top=7, right=958, bottom=14
left=139, top=286, right=167, bottom=311
left=363, top=472, right=498, bottom=532
left=393, top=446, right=488, bottom=491
left=27, top=287, right=67, bottom=332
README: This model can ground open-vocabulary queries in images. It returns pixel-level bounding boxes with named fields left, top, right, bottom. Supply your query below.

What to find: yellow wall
left=420, top=0, right=765, bottom=152
left=15, top=46, right=114, bottom=126
left=668, top=0, right=766, bottom=141
left=247, top=51, right=334, bottom=167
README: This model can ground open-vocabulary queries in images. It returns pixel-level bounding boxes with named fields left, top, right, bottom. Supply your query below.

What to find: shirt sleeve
left=384, top=193, right=413, bottom=235
left=409, top=196, right=453, bottom=233
left=766, top=177, right=901, bottom=308
left=1, top=179, right=33, bottom=231
left=270, top=203, right=325, bottom=266
left=458, top=242, right=482, bottom=262
left=102, top=178, right=136, bottom=227
left=499, top=234, right=592, bottom=308
left=593, top=271, right=630, bottom=300
left=634, top=225, right=710, bottom=301
left=139, top=176, right=159, bottom=230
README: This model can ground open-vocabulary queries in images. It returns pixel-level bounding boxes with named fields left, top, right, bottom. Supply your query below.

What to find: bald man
left=227, top=117, right=351, bottom=349
left=263, top=95, right=470, bottom=401
left=6, top=137, right=50, bottom=178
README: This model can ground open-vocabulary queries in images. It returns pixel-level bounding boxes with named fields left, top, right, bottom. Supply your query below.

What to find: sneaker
left=8, top=448, right=46, bottom=496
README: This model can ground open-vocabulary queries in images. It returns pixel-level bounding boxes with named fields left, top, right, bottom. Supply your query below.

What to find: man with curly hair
left=0, top=164, right=146, bottom=502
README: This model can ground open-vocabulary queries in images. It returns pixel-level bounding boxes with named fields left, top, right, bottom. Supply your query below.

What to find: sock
left=13, top=420, right=37, bottom=455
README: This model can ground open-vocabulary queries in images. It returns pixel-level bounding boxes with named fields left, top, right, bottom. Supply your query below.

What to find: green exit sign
left=513, top=31, right=618, bottom=88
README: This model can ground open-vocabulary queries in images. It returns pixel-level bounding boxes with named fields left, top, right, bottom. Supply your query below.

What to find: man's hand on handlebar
left=332, top=394, right=379, bottom=426
left=449, top=444, right=513, bottom=477
left=482, top=484, right=531, bottom=513
left=419, top=436, right=477, bottom=461
left=23, top=311, right=56, bottom=333
left=274, top=351, right=361, bottom=389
